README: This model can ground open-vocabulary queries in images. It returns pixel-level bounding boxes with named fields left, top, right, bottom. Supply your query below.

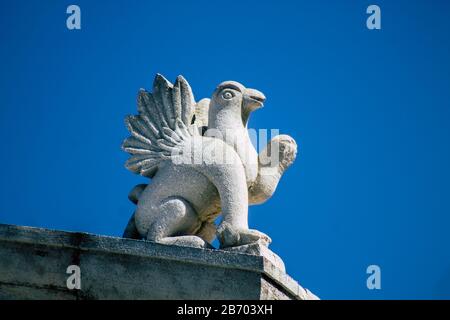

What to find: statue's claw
left=217, top=222, right=271, bottom=249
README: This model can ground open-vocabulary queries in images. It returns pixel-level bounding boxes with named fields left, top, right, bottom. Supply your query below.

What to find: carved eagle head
left=209, top=81, right=266, bottom=127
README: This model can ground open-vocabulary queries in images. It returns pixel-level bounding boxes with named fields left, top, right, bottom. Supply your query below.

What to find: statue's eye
left=222, top=90, right=234, bottom=100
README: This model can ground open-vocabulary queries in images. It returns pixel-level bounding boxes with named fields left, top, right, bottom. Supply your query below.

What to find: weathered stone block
left=0, top=224, right=317, bottom=300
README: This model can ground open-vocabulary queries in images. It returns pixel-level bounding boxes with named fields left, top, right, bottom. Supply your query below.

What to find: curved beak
left=241, top=88, right=266, bottom=126
left=243, top=88, right=266, bottom=111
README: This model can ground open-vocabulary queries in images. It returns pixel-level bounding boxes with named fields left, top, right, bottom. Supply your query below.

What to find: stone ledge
left=0, top=223, right=318, bottom=300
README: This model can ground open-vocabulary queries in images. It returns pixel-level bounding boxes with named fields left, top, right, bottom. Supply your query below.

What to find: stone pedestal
left=0, top=223, right=317, bottom=300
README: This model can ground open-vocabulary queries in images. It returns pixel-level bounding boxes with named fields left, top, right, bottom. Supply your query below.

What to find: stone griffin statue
left=122, top=74, right=297, bottom=250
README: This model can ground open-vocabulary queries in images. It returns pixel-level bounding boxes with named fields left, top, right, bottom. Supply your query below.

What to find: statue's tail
left=123, top=184, right=147, bottom=239
left=123, top=212, right=141, bottom=239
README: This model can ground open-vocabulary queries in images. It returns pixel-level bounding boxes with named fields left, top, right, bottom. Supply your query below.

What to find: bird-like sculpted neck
left=206, top=82, right=260, bottom=185
left=208, top=104, right=245, bottom=131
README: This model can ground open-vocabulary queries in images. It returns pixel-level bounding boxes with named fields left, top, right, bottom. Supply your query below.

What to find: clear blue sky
left=1, top=1, right=449, bottom=299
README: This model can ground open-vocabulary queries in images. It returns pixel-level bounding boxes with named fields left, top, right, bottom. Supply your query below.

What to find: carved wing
left=122, top=74, right=198, bottom=178
left=193, top=98, right=210, bottom=128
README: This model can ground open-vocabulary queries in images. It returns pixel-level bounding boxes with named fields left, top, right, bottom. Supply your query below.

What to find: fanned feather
left=194, top=98, right=211, bottom=127
left=178, top=76, right=195, bottom=125
left=122, top=74, right=201, bottom=177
